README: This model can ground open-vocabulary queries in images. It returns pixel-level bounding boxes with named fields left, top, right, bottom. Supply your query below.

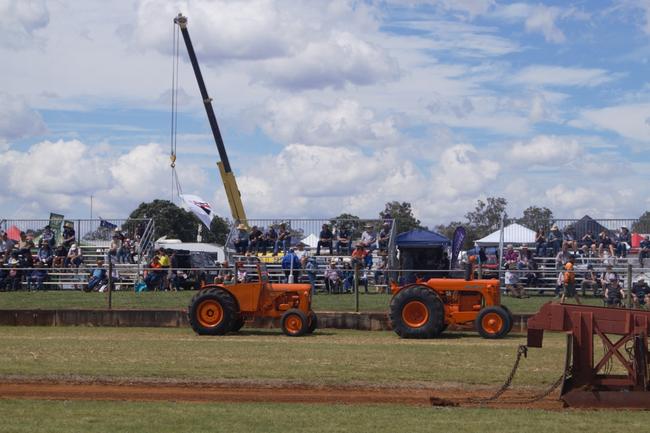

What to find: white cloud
left=0, top=139, right=208, bottom=217
left=494, top=3, right=570, bottom=43
left=0, top=92, right=47, bottom=142
left=431, top=144, right=500, bottom=198
left=134, top=0, right=396, bottom=90
left=509, top=135, right=581, bottom=165
left=577, top=103, right=650, bottom=142
left=0, top=0, right=49, bottom=49
left=514, top=65, right=615, bottom=87
left=255, top=97, right=399, bottom=147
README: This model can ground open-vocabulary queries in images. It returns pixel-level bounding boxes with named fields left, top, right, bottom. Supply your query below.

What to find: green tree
left=127, top=199, right=227, bottom=243
left=632, top=211, right=650, bottom=233
left=202, top=215, right=230, bottom=245
left=379, top=201, right=425, bottom=234
left=464, top=197, right=509, bottom=242
left=330, top=213, right=362, bottom=238
left=517, top=206, right=554, bottom=231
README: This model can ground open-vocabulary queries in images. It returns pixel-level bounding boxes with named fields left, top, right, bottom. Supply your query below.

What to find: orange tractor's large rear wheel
left=476, top=306, right=511, bottom=339
left=188, top=287, right=237, bottom=335
left=390, top=285, right=445, bottom=339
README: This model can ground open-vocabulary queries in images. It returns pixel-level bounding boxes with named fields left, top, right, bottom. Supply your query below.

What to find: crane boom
left=173, top=14, right=247, bottom=223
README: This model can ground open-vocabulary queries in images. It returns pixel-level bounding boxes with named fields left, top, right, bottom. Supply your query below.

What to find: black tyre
left=389, top=285, right=445, bottom=339
left=281, top=308, right=309, bottom=337
left=476, top=306, right=511, bottom=339
left=500, top=305, right=515, bottom=334
left=307, top=311, right=318, bottom=334
left=231, top=315, right=246, bottom=332
left=187, top=287, right=237, bottom=335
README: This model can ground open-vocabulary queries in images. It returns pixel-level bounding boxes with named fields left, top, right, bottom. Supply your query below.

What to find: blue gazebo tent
left=396, top=229, right=451, bottom=282
left=395, top=229, right=450, bottom=248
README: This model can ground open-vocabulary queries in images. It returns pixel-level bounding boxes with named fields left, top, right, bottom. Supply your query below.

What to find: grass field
left=0, top=290, right=604, bottom=313
left=1, top=400, right=649, bottom=433
left=0, top=326, right=564, bottom=386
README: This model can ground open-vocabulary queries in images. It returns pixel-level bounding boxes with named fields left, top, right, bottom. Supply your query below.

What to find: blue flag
left=450, top=226, right=466, bottom=269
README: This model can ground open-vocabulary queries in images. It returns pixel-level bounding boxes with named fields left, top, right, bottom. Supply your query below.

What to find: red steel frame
left=527, top=302, right=650, bottom=409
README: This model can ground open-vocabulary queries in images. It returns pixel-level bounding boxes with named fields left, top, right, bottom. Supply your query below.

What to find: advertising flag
left=450, top=226, right=466, bottom=269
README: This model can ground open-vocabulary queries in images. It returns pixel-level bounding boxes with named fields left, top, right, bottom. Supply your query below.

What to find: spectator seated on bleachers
left=580, top=231, right=597, bottom=256
left=27, top=260, right=48, bottom=291
left=324, top=261, right=341, bottom=294
left=632, top=278, right=650, bottom=309
left=580, top=264, right=600, bottom=296
left=0, top=255, right=8, bottom=291
left=378, top=222, right=391, bottom=254
left=359, top=224, right=377, bottom=251
left=563, top=226, right=578, bottom=254
left=603, top=266, right=623, bottom=307
left=41, top=225, right=55, bottom=248
left=248, top=226, right=264, bottom=254
left=234, top=224, right=249, bottom=255
left=615, top=226, right=631, bottom=258
left=144, top=256, right=164, bottom=290
left=37, top=242, right=54, bottom=267
left=316, top=224, right=334, bottom=256
left=53, top=246, right=67, bottom=268
left=342, top=262, right=354, bottom=293
left=273, top=223, right=291, bottom=256
left=86, top=259, right=107, bottom=292
left=598, top=230, right=615, bottom=257
left=639, top=235, right=650, bottom=268
left=504, top=263, right=527, bottom=298
left=335, top=226, right=351, bottom=256
left=547, top=225, right=563, bottom=256
left=65, top=243, right=83, bottom=268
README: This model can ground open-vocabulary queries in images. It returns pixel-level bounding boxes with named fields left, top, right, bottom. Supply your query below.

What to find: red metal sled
left=527, top=303, right=650, bottom=409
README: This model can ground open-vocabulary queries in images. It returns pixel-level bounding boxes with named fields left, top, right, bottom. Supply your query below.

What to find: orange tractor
left=188, top=262, right=316, bottom=337
left=389, top=273, right=514, bottom=339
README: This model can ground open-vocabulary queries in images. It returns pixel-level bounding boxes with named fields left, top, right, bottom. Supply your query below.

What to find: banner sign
left=450, top=226, right=466, bottom=269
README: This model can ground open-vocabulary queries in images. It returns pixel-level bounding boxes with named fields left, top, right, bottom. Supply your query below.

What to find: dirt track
left=0, top=379, right=563, bottom=409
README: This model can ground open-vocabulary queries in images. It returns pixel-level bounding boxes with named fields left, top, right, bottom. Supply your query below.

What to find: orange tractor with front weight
left=389, top=275, right=513, bottom=339
left=188, top=262, right=316, bottom=337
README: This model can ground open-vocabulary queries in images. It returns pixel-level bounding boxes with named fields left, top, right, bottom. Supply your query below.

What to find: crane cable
left=170, top=18, right=183, bottom=202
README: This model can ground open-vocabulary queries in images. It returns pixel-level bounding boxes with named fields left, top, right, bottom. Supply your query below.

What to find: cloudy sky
left=1, top=0, right=650, bottom=226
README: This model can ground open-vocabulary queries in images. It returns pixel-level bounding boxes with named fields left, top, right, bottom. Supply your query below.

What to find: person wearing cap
left=274, top=223, right=291, bottom=256
left=561, top=258, right=581, bottom=305
left=233, top=223, right=249, bottom=254
left=359, top=224, right=377, bottom=251
left=37, top=241, right=54, bottom=267
left=0, top=231, right=14, bottom=255
left=547, top=224, right=563, bottom=256
left=65, top=243, right=83, bottom=268
left=316, top=224, right=333, bottom=256
left=615, top=226, right=631, bottom=258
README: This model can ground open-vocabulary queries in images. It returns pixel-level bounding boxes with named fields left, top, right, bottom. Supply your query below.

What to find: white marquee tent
left=474, top=223, right=536, bottom=247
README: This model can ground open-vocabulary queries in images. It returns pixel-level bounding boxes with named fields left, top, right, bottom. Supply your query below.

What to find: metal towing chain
left=447, top=345, right=568, bottom=406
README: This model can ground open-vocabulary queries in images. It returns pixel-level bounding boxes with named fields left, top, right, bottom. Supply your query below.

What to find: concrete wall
left=0, top=309, right=532, bottom=332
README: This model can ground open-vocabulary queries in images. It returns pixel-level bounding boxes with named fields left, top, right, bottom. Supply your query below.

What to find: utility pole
left=90, top=195, right=94, bottom=219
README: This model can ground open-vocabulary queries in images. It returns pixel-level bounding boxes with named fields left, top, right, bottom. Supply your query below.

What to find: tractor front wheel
left=476, top=306, right=511, bottom=339
left=390, top=285, right=445, bottom=339
left=231, top=315, right=246, bottom=332
left=188, top=288, right=237, bottom=335
left=281, top=309, right=309, bottom=337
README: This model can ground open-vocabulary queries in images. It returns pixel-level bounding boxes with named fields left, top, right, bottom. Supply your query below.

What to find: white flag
left=180, top=194, right=215, bottom=229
